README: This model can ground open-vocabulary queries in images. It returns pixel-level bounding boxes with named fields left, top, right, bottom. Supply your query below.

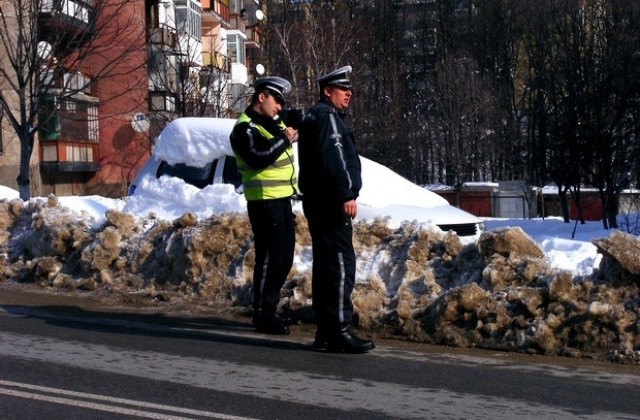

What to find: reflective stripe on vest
left=234, top=113, right=297, bottom=201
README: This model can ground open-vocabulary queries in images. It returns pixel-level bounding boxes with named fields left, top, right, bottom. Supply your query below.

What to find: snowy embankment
left=0, top=195, right=639, bottom=364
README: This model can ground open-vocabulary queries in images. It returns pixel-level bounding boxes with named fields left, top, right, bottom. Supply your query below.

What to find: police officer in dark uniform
left=230, top=76, right=298, bottom=335
left=298, top=66, right=375, bottom=353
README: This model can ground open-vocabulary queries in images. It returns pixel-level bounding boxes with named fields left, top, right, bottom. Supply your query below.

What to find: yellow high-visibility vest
left=234, top=113, right=297, bottom=201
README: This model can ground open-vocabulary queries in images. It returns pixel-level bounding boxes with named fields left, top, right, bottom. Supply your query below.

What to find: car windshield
left=157, top=161, right=214, bottom=189
left=155, top=156, right=243, bottom=191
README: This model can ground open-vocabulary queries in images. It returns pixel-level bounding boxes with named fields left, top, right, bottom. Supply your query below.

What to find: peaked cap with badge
left=254, top=76, right=292, bottom=105
left=316, top=65, right=353, bottom=89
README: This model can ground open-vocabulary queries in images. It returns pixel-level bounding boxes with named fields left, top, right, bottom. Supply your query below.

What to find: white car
left=125, top=117, right=485, bottom=242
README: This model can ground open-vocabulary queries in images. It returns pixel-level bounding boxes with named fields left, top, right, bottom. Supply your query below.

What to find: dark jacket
left=298, top=99, right=362, bottom=202
left=230, top=107, right=297, bottom=201
left=230, top=107, right=292, bottom=170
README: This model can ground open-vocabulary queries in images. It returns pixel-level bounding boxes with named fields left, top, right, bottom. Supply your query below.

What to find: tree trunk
left=17, top=130, right=33, bottom=200
left=606, top=188, right=619, bottom=229
left=558, top=189, right=570, bottom=223
left=599, top=189, right=610, bottom=230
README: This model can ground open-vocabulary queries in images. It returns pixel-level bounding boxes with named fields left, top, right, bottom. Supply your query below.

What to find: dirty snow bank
left=0, top=196, right=638, bottom=364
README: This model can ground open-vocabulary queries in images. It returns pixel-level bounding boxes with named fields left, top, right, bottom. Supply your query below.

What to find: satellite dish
left=255, top=9, right=264, bottom=21
left=37, top=41, right=53, bottom=60
left=131, top=112, right=150, bottom=132
left=255, top=64, right=265, bottom=75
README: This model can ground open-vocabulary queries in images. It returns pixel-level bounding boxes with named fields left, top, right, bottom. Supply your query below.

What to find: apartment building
left=0, top=0, right=262, bottom=198
left=148, top=0, right=264, bottom=135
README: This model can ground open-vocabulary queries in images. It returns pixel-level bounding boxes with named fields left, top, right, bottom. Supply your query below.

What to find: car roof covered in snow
left=152, top=118, right=237, bottom=167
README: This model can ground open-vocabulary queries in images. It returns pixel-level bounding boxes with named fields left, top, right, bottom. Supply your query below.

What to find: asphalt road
left=0, top=283, right=639, bottom=420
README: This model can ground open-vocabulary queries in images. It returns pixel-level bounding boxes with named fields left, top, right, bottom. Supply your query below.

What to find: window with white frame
left=227, top=34, right=245, bottom=65
left=61, top=0, right=90, bottom=23
left=87, top=102, right=98, bottom=141
left=229, top=0, right=241, bottom=14
left=66, top=144, right=94, bottom=162
left=64, top=72, right=91, bottom=94
left=176, top=0, right=202, bottom=40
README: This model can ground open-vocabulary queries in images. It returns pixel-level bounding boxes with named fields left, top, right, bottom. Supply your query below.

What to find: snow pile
left=1, top=196, right=639, bottom=364
left=152, top=118, right=236, bottom=167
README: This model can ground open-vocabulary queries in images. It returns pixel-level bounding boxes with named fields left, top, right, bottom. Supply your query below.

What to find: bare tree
left=522, top=0, right=640, bottom=226
left=0, top=0, right=147, bottom=199
left=260, top=0, right=640, bottom=222
left=580, top=0, right=640, bottom=229
left=265, top=1, right=364, bottom=103
left=148, top=35, right=218, bottom=128
left=470, top=0, right=530, bottom=182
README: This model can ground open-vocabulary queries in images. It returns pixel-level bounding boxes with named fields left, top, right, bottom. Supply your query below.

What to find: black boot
left=254, top=313, right=290, bottom=335
left=326, top=326, right=375, bottom=354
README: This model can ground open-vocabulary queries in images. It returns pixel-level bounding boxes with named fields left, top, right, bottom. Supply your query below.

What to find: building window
left=62, top=0, right=90, bottom=23
left=38, top=95, right=99, bottom=143
left=177, top=0, right=202, bottom=40
left=64, top=72, right=91, bottom=94
left=230, top=82, right=247, bottom=113
left=42, top=144, right=58, bottom=161
left=66, top=144, right=94, bottom=162
left=229, top=0, right=240, bottom=14
left=227, top=34, right=245, bottom=65
left=88, top=102, right=99, bottom=141
left=41, top=0, right=91, bottom=23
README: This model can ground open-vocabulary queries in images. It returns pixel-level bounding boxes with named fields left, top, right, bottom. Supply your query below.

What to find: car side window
left=156, top=160, right=216, bottom=189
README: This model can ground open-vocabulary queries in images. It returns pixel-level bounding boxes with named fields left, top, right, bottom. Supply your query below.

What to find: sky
left=1, top=118, right=636, bottom=362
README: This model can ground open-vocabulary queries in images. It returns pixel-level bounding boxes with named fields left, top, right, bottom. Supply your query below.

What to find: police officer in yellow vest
left=230, top=76, right=298, bottom=335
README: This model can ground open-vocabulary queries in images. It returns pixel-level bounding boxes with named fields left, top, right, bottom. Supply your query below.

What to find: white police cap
left=316, top=65, right=353, bottom=89
left=254, top=76, right=291, bottom=104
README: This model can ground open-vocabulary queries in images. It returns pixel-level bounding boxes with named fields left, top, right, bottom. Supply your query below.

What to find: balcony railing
left=245, top=25, right=261, bottom=48
left=38, top=93, right=99, bottom=142
left=149, top=24, right=178, bottom=49
left=38, top=92, right=101, bottom=172
left=229, top=13, right=246, bottom=33
left=202, top=0, right=230, bottom=24
left=149, top=90, right=177, bottom=113
left=201, top=52, right=231, bottom=73
left=38, top=0, right=96, bottom=41
left=40, top=141, right=100, bottom=172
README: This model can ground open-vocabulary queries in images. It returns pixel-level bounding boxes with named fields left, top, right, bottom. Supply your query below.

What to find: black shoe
left=254, top=313, right=290, bottom=335
left=326, top=327, right=375, bottom=354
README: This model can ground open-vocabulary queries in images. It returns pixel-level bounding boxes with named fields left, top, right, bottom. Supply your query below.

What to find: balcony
left=38, top=92, right=99, bottom=139
left=40, top=141, right=100, bottom=173
left=202, top=52, right=231, bottom=73
left=229, top=12, right=246, bottom=33
left=149, top=24, right=178, bottom=49
left=38, top=0, right=96, bottom=46
left=245, top=25, right=261, bottom=49
left=38, top=93, right=100, bottom=172
left=148, top=90, right=177, bottom=113
left=201, top=0, right=230, bottom=25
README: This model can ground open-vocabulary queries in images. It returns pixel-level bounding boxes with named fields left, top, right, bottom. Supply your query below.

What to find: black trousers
left=302, top=196, right=356, bottom=328
left=247, top=198, right=295, bottom=314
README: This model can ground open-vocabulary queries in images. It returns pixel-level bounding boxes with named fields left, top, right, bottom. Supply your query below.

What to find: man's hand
left=284, top=127, right=298, bottom=143
left=343, top=199, right=357, bottom=219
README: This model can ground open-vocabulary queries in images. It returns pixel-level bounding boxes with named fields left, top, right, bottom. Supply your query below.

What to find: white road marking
left=0, top=380, right=257, bottom=420
left=0, top=331, right=629, bottom=419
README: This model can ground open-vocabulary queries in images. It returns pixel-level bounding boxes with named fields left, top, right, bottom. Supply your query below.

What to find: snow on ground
left=0, top=183, right=638, bottom=364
